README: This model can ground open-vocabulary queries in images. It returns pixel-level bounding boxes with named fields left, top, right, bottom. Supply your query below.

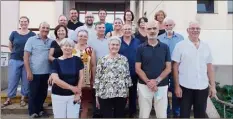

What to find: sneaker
left=39, top=111, right=49, bottom=118
left=30, top=113, right=39, bottom=118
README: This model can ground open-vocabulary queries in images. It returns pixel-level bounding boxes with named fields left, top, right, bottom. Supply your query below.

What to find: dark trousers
left=180, top=86, right=209, bottom=118
left=128, top=75, right=138, bottom=115
left=92, top=89, right=102, bottom=118
left=167, top=74, right=180, bottom=117
left=28, top=74, right=49, bottom=115
left=99, top=97, right=127, bottom=118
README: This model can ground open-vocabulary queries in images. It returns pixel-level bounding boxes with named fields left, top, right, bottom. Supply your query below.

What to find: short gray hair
left=60, top=38, right=75, bottom=48
left=108, top=36, right=121, bottom=44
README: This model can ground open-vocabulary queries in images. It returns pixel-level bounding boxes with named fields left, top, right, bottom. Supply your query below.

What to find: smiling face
left=60, top=39, right=75, bottom=56
left=39, top=22, right=50, bottom=37
left=98, top=10, right=107, bottom=21
left=96, top=23, right=106, bottom=36
left=77, top=30, right=88, bottom=44
left=85, top=12, right=94, bottom=26
left=164, top=19, right=175, bottom=33
left=57, top=26, right=67, bottom=39
left=113, top=19, right=123, bottom=30
left=58, top=16, right=68, bottom=26
left=19, top=17, right=29, bottom=29
left=187, top=22, right=201, bottom=39
left=109, top=39, right=120, bottom=54
left=70, top=9, right=78, bottom=21
left=123, top=24, right=132, bottom=37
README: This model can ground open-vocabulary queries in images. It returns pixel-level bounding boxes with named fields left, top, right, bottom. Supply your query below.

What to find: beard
left=86, top=22, right=93, bottom=26
left=166, top=29, right=173, bottom=34
left=148, top=35, right=157, bottom=40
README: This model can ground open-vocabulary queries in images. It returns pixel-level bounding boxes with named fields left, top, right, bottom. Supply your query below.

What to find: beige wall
left=143, top=1, right=233, bottom=65
left=1, top=1, right=20, bottom=52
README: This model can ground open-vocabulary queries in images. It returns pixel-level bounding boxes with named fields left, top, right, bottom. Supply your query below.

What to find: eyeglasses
left=165, top=24, right=173, bottom=27
left=189, top=27, right=201, bottom=31
left=85, top=16, right=93, bottom=18
left=147, top=27, right=157, bottom=30
left=123, top=28, right=132, bottom=31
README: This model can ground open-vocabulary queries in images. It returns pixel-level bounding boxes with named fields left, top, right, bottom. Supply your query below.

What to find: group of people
left=2, top=7, right=217, bottom=119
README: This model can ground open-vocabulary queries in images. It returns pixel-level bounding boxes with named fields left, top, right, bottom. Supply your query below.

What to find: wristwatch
left=156, top=77, right=162, bottom=84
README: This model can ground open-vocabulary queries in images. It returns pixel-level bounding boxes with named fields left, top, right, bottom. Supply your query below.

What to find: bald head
left=146, top=21, right=159, bottom=40
left=58, top=15, right=68, bottom=26
left=85, top=12, right=94, bottom=26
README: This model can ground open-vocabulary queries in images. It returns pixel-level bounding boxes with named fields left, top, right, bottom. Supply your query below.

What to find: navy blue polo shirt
left=136, top=40, right=171, bottom=86
left=119, top=37, right=140, bottom=78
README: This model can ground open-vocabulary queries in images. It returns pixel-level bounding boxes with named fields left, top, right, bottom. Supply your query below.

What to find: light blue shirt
left=158, top=32, right=184, bottom=55
left=88, top=38, right=109, bottom=61
left=24, top=34, right=53, bottom=74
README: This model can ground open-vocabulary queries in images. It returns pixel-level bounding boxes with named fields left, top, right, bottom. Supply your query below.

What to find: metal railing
left=214, top=96, right=233, bottom=118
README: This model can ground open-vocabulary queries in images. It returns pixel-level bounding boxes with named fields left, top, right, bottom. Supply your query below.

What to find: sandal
left=20, top=99, right=27, bottom=107
left=1, top=100, right=12, bottom=108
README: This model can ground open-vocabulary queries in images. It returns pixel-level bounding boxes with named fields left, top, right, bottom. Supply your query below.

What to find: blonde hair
left=154, top=10, right=167, bottom=21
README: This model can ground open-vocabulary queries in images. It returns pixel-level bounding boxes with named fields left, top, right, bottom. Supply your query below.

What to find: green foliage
left=212, top=82, right=233, bottom=118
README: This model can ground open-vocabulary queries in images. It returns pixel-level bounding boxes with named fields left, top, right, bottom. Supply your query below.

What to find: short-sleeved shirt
left=24, top=34, right=53, bottom=74
left=95, top=22, right=113, bottom=35
left=172, top=39, right=213, bottom=90
left=158, top=32, right=184, bottom=55
left=50, top=40, right=62, bottom=58
left=134, top=31, right=147, bottom=44
left=9, top=31, right=36, bottom=60
left=67, top=20, right=84, bottom=30
left=136, top=40, right=171, bottom=86
left=88, top=38, right=109, bottom=61
left=119, top=37, right=140, bottom=77
left=51, top=56, right=84, bottom=96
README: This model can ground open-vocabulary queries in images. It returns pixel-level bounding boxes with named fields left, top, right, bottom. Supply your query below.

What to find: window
left=197, top=0, right=214, bottom=13
left=228, top=0, right=233, bottom=13
left=75, top=2, right=129, bottom=23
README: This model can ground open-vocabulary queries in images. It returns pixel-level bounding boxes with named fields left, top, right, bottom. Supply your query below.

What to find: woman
left=48, top=25, right=68, bottom=106
left=72, top=29, right=96, bottom=118
left=51, top=38, right=84, bottom=118
left=123, top=10, right=136, bottom=33
left=134, top=17, right=148, bottom=44
left=154, top=10, right=167, bottom=36
left=48, top=25, right=68, bottom=62
left=2, top=16, right=36, bottom=107
left=94, top=36, right=132, bottom=118
left=106, top=18, right=123, bottom=38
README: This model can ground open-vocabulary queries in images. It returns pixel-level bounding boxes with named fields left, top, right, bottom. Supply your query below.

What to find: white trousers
left=51, top=94, right=80, bottom=118
left=138, top=83, right=168, bottom=118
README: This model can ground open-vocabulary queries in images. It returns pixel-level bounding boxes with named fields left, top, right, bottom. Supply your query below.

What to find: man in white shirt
left=49, top=15, right=76, bottom=41
left=172, top=21, right=217, bottom=118
left=74, top=12, right=97, bottom=43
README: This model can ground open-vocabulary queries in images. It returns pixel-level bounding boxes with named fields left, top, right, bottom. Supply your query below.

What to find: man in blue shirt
left=119, top=24, right=140, bottom=118
left=158, top=18, right=184, bottom=118
left=24, top=22, right=53, bottom=118
left=95, top=9, right=113, bottom=35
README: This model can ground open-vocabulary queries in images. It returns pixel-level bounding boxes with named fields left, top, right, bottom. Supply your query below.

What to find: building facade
left=1, top=0, right=232, bottom=85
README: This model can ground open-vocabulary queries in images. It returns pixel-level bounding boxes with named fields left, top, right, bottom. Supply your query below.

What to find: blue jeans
left=167, top=74, right=180, bottom=117
left=7, top=59, right=28, bottom=98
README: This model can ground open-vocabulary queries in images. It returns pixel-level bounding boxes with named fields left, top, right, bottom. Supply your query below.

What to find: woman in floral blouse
left=94, top=36, right=132, bottom=118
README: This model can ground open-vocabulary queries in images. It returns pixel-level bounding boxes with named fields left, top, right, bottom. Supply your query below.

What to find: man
left=96, top=9, right=113, bottom=35
left=24, top=22, right=53, bottom=118
left=135, top=21, right=171, bottom=118
left=158, top=18, right=184, bottom=118
left=67, top=8, right=83, bottom=30
left=89, top=22, right=109, bottom=60
left=50, top=15, right=76, bottom=41
left=74, top=12, right=97, bottom=42
left=88, top=22, right=109, bottom=118
left=119, top=24, right=140, bottom=118
left=172, top=21, right=217, bottom=118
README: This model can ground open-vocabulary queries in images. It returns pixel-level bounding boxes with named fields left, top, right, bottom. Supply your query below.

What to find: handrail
left=214, top=96, right=233, bottom=107
left=213, top=95, right=233, bottom=118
